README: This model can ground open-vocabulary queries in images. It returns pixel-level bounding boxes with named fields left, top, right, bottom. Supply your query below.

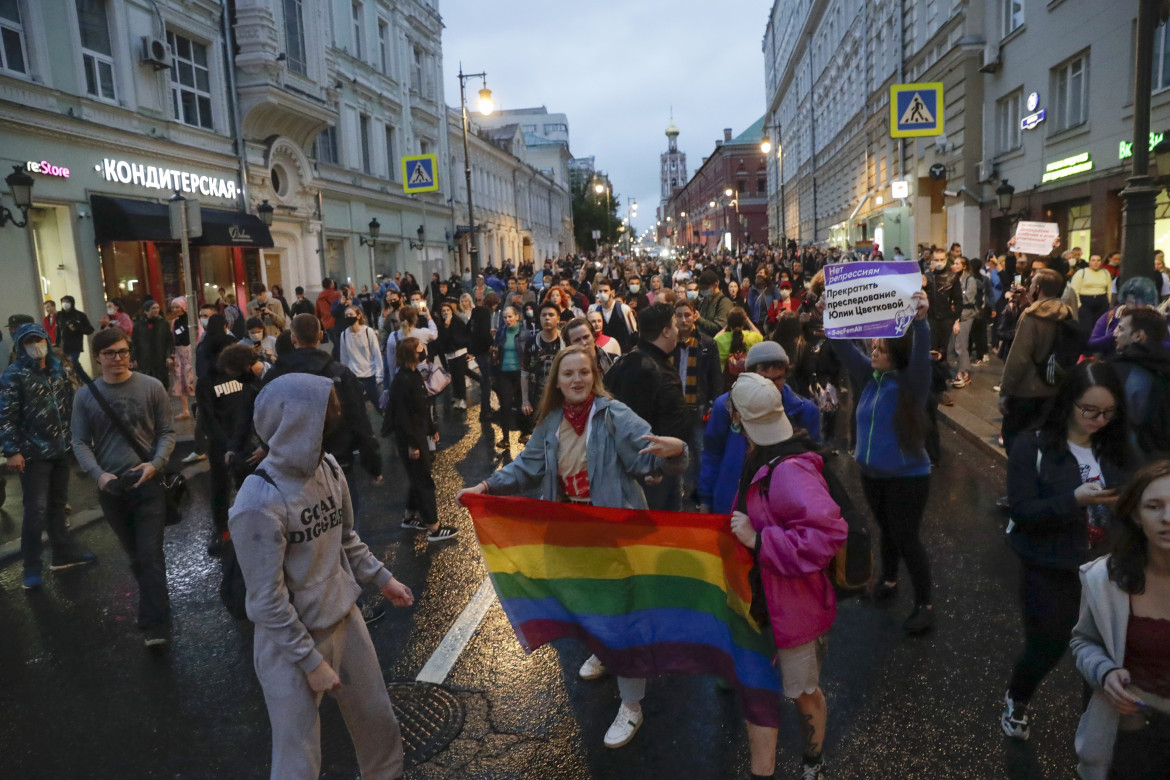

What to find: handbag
left=79, top=373, right=188, bottom=525
left=420, top=357, right=452, bottom=396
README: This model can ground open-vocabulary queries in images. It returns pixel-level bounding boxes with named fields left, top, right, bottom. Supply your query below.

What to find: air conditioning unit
left=979, top=42, right=1001, bottom=74
left=977, top=160, right=997, bottom=183
left=141, top=36, right=171, bottom=70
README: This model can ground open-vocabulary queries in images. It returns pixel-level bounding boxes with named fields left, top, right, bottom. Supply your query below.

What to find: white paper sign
left=822, top=261, right=923, bottom=339
left=1012, top=221, right=1059, bottom=255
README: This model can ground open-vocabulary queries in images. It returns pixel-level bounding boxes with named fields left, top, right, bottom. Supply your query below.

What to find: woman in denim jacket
left=459, top=345, right=686, bottom=751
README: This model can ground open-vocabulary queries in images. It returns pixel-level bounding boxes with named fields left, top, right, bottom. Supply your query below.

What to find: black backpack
left=1036, top=315, right=1082, bottom=386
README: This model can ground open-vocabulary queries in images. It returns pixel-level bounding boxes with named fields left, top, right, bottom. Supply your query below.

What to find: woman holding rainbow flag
left=458, top=344, right=687, bottom=749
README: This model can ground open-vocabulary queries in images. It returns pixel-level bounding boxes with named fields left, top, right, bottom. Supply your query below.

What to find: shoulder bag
left=80, top=374, right=187, bottom=525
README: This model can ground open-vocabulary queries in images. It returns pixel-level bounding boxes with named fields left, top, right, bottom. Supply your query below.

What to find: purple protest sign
left=823, top=261, right=922, bottom=339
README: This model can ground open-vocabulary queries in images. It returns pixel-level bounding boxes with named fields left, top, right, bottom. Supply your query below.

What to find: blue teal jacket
left=833, top=319, right=932, bottom=478
left=0, top=324, right=75, bottom=461
left=698, top=385, right=821, bottom=513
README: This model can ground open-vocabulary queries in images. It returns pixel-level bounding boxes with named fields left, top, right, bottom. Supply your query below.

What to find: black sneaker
left=872, top=580, right=898, bottom=602
left=1001, top=691, right=1030, bottom=740
left=50, top=553, right=97, bottom=571
left=401, top=514, right=427, bottom=531
left=207, top=532, right=224, bottom=557
left=427, top=525, right=459, bottom=542
left=496, top=439, right=510, bottom=450
left=903, top=605, right=934, bottom=635
left=144, top=625, right=170, bottom=649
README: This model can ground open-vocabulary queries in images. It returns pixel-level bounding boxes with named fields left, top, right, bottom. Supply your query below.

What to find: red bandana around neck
left=561, top=393, right=595, bottom=436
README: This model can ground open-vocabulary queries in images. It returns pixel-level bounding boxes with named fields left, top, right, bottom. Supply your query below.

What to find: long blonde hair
left=535, top=345, right=611, bottom=424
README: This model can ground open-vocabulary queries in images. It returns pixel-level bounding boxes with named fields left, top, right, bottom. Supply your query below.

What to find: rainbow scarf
left=461, top=494, right=782, bottom=726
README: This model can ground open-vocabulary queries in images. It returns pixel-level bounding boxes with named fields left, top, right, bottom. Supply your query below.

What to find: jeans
left=66, top=351, right=89, bottom=381
left=20, top=458, right=80, bottom=572
left=397, top=444, right=437, bottom=527
left=98, top=479, right=170, bottom=628
left=472, top=352, right=494, bottom=420
left=1008, top=562, right=1080, bottom=704
left=445, top=354, right=467, bottom=404
left=860, top=474, right=933, bottom=605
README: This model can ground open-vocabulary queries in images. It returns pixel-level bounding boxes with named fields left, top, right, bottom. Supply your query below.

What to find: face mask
left=525, top=309, right=536, bottom=321
left=62, top=302, right=72, bottom=311
left=700, top=288, right=713, bottom=298
left=686, top=290, right=698, bottom=300
left=931, top=261, right=946, bottom=271
left=597, top=292, right=609, bottom=304
left=628, top=284, right=640, bottom=293
left=199, top=317, right=209, bottom=329
left=25, top=342, right=48, bottom=360
left=344, top=316, right=358, bottom=328
left=250, top=332, right=264, bottom=343
left=107, top=306, right=116, bottom=315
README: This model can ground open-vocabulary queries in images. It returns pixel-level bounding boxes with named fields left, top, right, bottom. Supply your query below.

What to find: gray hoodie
left=228, top=373, right=392, bottom=673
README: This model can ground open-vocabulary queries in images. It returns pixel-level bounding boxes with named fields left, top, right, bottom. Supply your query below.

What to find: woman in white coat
left=1071, top=459, right=1170, bottom=779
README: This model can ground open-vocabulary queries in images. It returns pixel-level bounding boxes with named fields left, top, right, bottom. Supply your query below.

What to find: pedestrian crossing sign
left=402, top=154, right=439, bottom=193
left=890, top=83, right=944, bottom=138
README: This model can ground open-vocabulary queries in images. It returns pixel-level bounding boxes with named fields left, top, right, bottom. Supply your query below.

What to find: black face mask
left=344, top=316, right=358, bottom=328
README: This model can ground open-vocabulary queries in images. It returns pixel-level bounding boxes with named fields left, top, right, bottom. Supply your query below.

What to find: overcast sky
left=441, top=0, right=769, bottom=237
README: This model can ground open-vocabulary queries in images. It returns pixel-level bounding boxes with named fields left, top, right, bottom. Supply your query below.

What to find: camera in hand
left=105, top=471, right=141, bottom=497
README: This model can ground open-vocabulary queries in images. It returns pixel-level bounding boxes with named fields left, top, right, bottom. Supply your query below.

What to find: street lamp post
left=761, top=123, right=785, bottom=245
left=594, top=177, right=611, bottom=253
left=359, top=217, right=382, bottom=287
left=458, top=64, right=494, bottom=279
left=0, top=165, right=34, bottom=229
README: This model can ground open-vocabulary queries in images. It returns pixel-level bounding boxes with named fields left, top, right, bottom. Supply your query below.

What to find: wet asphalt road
left=0, top=397, right=1086, bottom=780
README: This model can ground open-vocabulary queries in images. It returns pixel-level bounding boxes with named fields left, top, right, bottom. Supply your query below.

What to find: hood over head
left=253, top=373, right=333, bottom=478
left=14, top=323, right=50, bottom=349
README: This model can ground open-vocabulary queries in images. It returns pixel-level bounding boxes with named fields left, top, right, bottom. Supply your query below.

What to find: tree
left=571, top=176, right=620, bottom=253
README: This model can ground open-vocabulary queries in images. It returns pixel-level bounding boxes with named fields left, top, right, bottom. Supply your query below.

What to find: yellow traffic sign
left=890, top=83, right=944, bottom=138
left=402, top=154, right=439, bottom=193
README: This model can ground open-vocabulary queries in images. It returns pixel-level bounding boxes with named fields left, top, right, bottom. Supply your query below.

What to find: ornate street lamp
left=0, top=164, right=34, bottom=228
left=256, top=199, right=275, bottom=227
left=458, top=64, right=494, bottom=277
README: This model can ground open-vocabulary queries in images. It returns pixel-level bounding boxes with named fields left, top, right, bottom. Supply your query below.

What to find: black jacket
left=436, top=316, right=470, bottom=355
left=55, top=308, right=94, bottom=354
left=386, top=366, right=434, bottom=451
left=1006, top=431, right=1127, bottom=569
left=196, top=368, right=260, bottom=451
left=604, top=339, right=690, bottom=441
left=468, top=306, right=494, bottom=354
left=1111, top=341, right=1170, bottom=462
left=924, top=268, right=960, bottom=322
left=672, top=330, right=722, bottom=417
left=247, top=347, right=381, bottom=476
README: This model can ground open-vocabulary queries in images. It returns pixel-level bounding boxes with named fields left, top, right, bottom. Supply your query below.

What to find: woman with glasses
left=385, top=336, right=456, bottom=543
left=1000, top=361, right=1131, bottom=742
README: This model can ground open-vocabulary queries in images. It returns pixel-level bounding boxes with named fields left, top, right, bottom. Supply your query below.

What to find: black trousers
left=1007, top=561, right=1081, bottom=704
left=860, top=474, right=933, bottom=605
left=98, top=480, right=170, bottom=629
left=1109, top=712, right=1170, bottom=779
left=397, top=444, right=437, bottom=527
left=494, top=370, right=522, bottom=437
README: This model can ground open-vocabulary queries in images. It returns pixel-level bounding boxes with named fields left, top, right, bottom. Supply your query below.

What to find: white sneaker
left=181, top=451, right=206, bottom=464
left=603, top=703, right=643, bottom=748
left=578, top=654, right=608, bottom=680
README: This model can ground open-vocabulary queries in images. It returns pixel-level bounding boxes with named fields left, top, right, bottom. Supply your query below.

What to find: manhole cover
left=320, top=680, right=465, bottom=774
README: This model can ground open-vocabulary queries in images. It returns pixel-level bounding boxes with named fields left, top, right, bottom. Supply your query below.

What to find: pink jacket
left=744, top=451, right=847, bottom=649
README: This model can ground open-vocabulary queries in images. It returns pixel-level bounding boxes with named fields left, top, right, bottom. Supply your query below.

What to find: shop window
left=0, top=0, right=27, bottom=75
left=1155, top=22, right=1170, bottom=92
left=996, top=89, right=1022, bottom=153
left=282, top=0, right=306, bottom=75
left=1051, top=53, right=1089, bottom=133
left=77, top=0, right=116, bottom=101
left=1067, top=202, right=1091, bottom=257
left=197, top=246, right=234, bottom=306
left=1154, top=191, right=1170, bottom=256
left=100, top=242, right=151, bottom=315
left=168, top=31, right=214, bottom=130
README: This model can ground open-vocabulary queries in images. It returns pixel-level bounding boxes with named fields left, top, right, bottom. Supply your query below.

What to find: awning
left=91, top=195, right=274, bottom=248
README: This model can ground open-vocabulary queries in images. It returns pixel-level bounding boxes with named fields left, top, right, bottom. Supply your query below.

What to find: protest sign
left=822, top=261, right=922, bottom=339
left=1012, top=221, right=1059, bottom=255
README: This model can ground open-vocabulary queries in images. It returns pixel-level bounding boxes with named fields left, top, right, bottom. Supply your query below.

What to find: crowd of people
left=1, top=237, right=1169, bottom=779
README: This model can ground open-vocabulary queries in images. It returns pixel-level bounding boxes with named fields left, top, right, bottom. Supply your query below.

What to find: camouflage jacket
left=0, top=349, right=75, bottom=461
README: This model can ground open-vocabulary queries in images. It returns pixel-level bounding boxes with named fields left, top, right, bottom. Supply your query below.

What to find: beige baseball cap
left=729, top=372, right=794, bottom=446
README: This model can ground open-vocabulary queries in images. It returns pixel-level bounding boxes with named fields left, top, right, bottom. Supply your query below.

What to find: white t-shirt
left=1067, top=439, right=1109, bottom=540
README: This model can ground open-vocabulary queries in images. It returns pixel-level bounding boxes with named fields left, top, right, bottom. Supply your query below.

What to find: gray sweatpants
left=255, top=605, right=404, bottom=780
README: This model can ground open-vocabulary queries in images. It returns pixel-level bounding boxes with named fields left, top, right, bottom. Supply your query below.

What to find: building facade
left=977, top=0, right=1170, bottom=257
left=662, top=121, right=769, bottom=252
left=762, top=0, right=987, bottom=256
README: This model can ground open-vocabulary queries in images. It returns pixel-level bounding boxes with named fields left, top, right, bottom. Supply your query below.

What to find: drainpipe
left=221, top=0, right=249, bottom=212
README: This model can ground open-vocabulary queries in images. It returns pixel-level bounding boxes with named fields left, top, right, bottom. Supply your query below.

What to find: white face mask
left=107, top=306, right=116, bottom=315
left=250, top=332, right=264, bottom=343
left=199, top=317, right=210, bottom=329
left=62, top=302, right=72, bottom=311
left=25, top=341, right=48, bottom=360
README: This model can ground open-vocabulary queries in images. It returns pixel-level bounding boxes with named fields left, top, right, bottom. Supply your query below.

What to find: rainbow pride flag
left=460, top=494, right=782, bottom=726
